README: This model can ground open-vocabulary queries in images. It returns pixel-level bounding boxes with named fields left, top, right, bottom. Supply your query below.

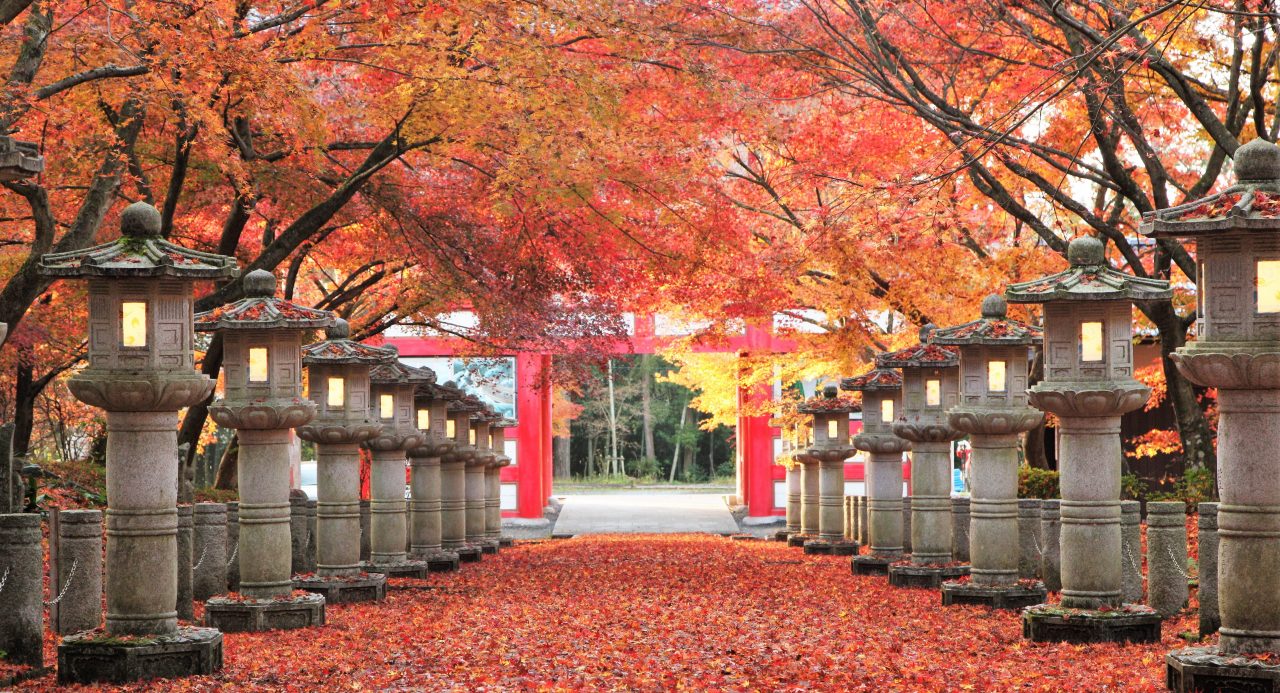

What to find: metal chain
left=226, top=542, right=238, bottom=568
left=1166, top=546, right=1192, bottom=581
left=191, top=543, right=210, bottom=571
left=44, top=558, right=77, bottom=606
left=0, top=566, right=9, bottom=596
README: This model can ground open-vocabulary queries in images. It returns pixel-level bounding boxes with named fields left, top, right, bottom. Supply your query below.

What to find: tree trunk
left=1144, top=302, right=1217, bottom=487
left=586, top=433, right=595, bottom=479
left=641, top=355, right=655, bottom=462
left=670, top=401, right=688, bottom=482
left=1024, top=346, right=1052, bottom=470
left=553, top=435, right=570, bottom=479
left=213, top=433, right=239, bottom=491
left=11, top=351, right=35, bottom=459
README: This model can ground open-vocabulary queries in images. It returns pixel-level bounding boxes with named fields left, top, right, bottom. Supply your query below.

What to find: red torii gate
left=384, top=315, right=901, bottom=520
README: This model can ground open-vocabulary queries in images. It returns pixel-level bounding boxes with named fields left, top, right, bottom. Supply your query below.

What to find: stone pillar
left=176, top=505, right=194, bottom=621
left=799, top=458, right=819, bottom=538
left=290, top=492, right=309, bottom=575
left=907, top=443, right=953, bottom=564
left=969, top=434, right=1021, bottom=587
left=485, top=464, right=501, bottom=545
left=1147, top=501, right=1188, bottom=618
left=409, top=455, right=443, bottom=557
left=858, top=495, right=869, bottom=546
left=192, top=503, right=228, bottom=601
left=226, top=502, right=241, bottom=592
left=901, top=496, right=913, bottom=554
left=305, top=500, right=317, bottom=573
left=441, top=458, right=466, bottom=552
left=369, top=449, right=409, bottom=565
left=465, top=459, right=487, bottom=546
left=317, top=442, right=362, bottom=576
left=783, top=465, right=801, bottom=538
left=0, top=514, right=43, bottom=667
left=1017, top=499, right=1042, bottom=580
left=235, top=429, right=292, bottom=598
left=51, top=509, right=104, bottom=635
left=866, top=448, right=905, bottom=559
left=952, top=497, right=971, bottom=562
left=818, top=458, right=844, bottom=542
left=844, top=496, right=853, bottom=541
left=1199, top=502, right=1220, bottom=638
left=1040, top=500, right=1061, bottom=593
left=359, top=499, right=371, bottom=562
left=1053, top=414, right=1130, bottom=609
left=1121, top=500, right=1142, bottom=603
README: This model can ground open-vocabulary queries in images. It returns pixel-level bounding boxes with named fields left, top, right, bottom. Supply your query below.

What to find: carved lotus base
left=210, top=400, right=316, bottom=430
left=408, top=441, right=454, bottom=458
left=68, top=371, right=214, bottom=412
left=947, top=406, right=1043, bottom=436
left=296, top=422, right=382, bottom=445
left=853, top=434, right=911, bottom=454
left=365, top=432, right=423, bottom=452
left=805, top=445, right=856, bottom=463
left=1173, top=344, right=1280, bottom=389
left=1027, top=381, right=1148, bottom=418
left=892, top=422, right=964, bottom=444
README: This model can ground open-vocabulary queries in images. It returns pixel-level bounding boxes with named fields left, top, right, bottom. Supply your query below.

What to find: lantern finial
left=242, top=269, right=276, bottom=298
left=119, top=201, right=162, bottom=238
left=980, top=294, right=1007, bottom=319
left=327, top=318, right=351, bottom=340
left=1235, top=138, right=1280, bottom=182
left=823, top=384, right=837, bottom=399
left=1067, top=235, right=1105, bottom=267
left=919, top=323, right=936, bottom=341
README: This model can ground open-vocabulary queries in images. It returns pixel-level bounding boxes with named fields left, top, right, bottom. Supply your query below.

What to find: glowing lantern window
left=826, top=419, right=839, bottom=440
left=925, top=379, right=941, bottom=406
left=327, top=377, right=345, bottom=407
left=121, top=301, right=147, bottom=347
left=447, top=419, right=456, bottom=439
left=1258, top=260, right=1280, bottom=313
left=880, top=397, right=894, bottom=423
left=248, top=347, right=269, bottom=383
left=379, top=394, right=394, bottom=419
left=417, top=409, right=430, bottom=431
left=469, top=427, right=477, bottom=445
left=988, top=361, right=1007, bottom=392
left=1197, top=261, right=1206, bottom=319
left=1080, top=321, right=1104, bottom=362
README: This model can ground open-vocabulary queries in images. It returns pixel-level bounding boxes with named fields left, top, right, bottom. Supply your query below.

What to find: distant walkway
left=553, top=490, right=740, bottom=535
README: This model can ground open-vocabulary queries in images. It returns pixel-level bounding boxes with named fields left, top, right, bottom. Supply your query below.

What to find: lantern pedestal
left=1166, top=647, right=1280, bottom=692
left=888, top=562, right=969, bottom=589
left=1021, top=604, right=1160, bottom=644
left=851, top=554, right=894, bottom=576
left=293, top=573, right=388, bottom=604
left=204, top=592, right=325, bottom=633
left=939, top=580, right=1047, bottom=609
left=787, top=534, right=810, bottom=548
left=804, top=539, right=859, bottom=556
left=420, top=549, right=461, bottom=572
left=57, top=626, right=222, bottom=685
left=361, top=559, right=430, bottom=578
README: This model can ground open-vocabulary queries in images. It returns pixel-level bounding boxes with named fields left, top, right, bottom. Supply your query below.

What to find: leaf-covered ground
left=24, top=533, right=1198, bottom=691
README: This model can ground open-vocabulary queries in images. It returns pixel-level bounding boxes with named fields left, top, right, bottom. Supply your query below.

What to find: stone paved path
left=552, top=490, right=739, bottom=535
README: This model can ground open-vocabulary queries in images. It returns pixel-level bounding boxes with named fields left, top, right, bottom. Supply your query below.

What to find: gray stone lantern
left=785, top=420, right=819, bottom=548
left=467, top=405, right=499, bottom=554
left=407, top=382, right=462, bottom=572
left=796, top=385, right=858, bottom=556
left=931, top=294, right=1047, bottom=610
left=38, top=201, right=236, bottom=683
left=0, top=136, right=43, bottom=181
left=294, top=319, right=393, bottom=603
left=770, top=416, right=802, bottom=542
left=487, top=418, right=515, bottom=549
left=844, top=367, right=910, bottom=575
left=195, top=269, right=331, bottom=631
left=1007, top=236, right=1171, bottom=642
left=879, top=330, right=968, bottom=589
left=1142, top=137, right=1280, bottom=688
left=442, top=391, right=484, bottom=562
left=364, top=351, right=432, bottom=577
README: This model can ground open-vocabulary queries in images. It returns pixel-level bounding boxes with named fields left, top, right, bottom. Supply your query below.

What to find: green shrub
left=1149, top=466, right=1216, bottom=512
left=1121, top=472, right=1147, bottom=501
left=1018, top=466, right=1060, bottom=499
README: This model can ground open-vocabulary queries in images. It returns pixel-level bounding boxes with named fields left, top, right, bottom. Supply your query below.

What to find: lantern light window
left=925, top=379, right=941, bottom=407
left=447, top=419, right=457, bottom=439
left=988, top=361, right=1007, bottom=392
left=248, top=347, right=269, bottom=383
left=326, top=377, right=345, bottom=407
left=826, top=418, right=839, bottom=440
left=121, top=301, right=147, bottom=347
left=1258, top=260, right=1280, bottom=313
left=1080, top=321, right=1104, bottom=362
left=880, top=397, right=894, bottom=423
left=379, top=394, right=394, bottom=419
left=417, top=408, right=430, bottom=431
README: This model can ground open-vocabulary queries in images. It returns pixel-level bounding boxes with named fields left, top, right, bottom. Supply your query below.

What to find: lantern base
left=772, top=529, right=795, bottom=542
left=57, top=626, right=222, bottom=685
left=1021, top=604, right=1160, bottom=644
left=851, top=554, right=897, bottom=576
left=499, top=537, right=514, bottom=548
left=1166, top=646, right=1280, bottom=692
left=479, top=539, right=500, bottom=555
left=414, top=549, right=460, bottom=572
left=730, top=534, right=763, bottom=542
left=804, top=539, right=859, bottom=556
left=204, top=592, right=325, bottom=633
left=293, top=573, right=387, bottom=604
left=456, top=544, right=483, bottom=562
left=786, top=534, right=811, bottom=548
left=941, top=580, right=1047, bottom=610
left=361, top=559, right=430, bottom=578
left=888, top=563, right=969, bottom=589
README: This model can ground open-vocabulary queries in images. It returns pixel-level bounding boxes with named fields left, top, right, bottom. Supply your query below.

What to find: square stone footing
left=1166, top=647, right=1280, bottom=692
left=362, top=560, right=430, bottom=579
left=1022, top=605, right=1161, bottom=644
left=499, top=537, right=514, bottom=548
left=804, top=540, right=859, bottom=556
left=204, top=592, right=326, bottom=633
left=416, top=550, right=460, bottom=572
left=773, top=530, right=793, bottom=542
left=57, top=626, right=222, bottom=685
left=480, top=540, right=499, bottom=555
left=293, top=573, right=387, bottom=604
left=888, top=564, right=970, bottom=589
left=787, top=534, right=809, bottom=548
left=852, top=555, right=897, bottom=576
left=941, top=581, right=1047, bottom=610
left=456, top=545, right=483, bottom=563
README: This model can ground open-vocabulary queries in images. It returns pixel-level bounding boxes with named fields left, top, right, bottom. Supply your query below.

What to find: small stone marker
left=51, top=509, right=103, bottom=634
left=1147, top=501, right=1189, bottom=617
left=0, top=514, right=42, bottom=667
left=952, top=497, right=970, bottom=563
left=193, top=503, right=228, bottom=601
left=176, top=504, right=194, bottom=621
left=1017, top=499, right=1042, bottom=579
left=1198, top=502, right=1220, bottom=637
left=1040, top=500, right=1061, bottom=593
left=1121, top=500, right=1142, bottom=603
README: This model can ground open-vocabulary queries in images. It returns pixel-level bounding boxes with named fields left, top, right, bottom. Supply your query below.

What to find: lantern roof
left=301, top=319, right=396, bottom=365
left=840, top=366, right=902, bottom=392
left=930, top=294, right=1043, bottom=346
left=876, top=325, right=959, bottom=368
left=39, top=202, right=239, bottom=280
left=195, top=270, right=333, bottom=332
left=448, top=394, right=486, bottom=413
left=797, top=385, right=860, bottom=414
left=423, top=381, right=464, bottom=401
left=0, top=136, right=44, bottom=181
left=491, top=418, right=517, bottom=428
left=1141, top=138, right=1280, bottom=237
left=369, top=345, right=436, bottom=385
left=1005, top=236, right=1172, bottom=303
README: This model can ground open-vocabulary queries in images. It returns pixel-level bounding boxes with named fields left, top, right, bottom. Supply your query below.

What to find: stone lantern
left=0, top=135, right=43, bottom=181
left=39, top=201, right=236, bottom=683
left=364, top=350, right=433, bottom=577
left=1142, top=137, right=1280, bottom=688
left=930, top=294, right=1046, bottom=609
left=844, top=367, right=910, bottom=575
left=468, top=404, right=499, bottom=554
left=1007, top=236, right=1170, bottom=642
left=771, top=417, right=802, bottom=542
left=442, top=391, right=484, bottom=562
left=407, top=381, right=463, bottom=572
left=879, top=329, right=968, bottom=589
left=786, top=420, right=819, bottom=548
left=797, top=385, right=858, bottom=555
left=294, top=319, right=393, bottom=603
left=195, top=269, right=331, bottom=632
left=487, top=418, right=515, bottom=549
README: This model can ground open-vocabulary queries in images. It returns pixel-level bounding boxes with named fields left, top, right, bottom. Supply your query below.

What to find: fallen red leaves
left=18, top=534, right=1199, bottom=691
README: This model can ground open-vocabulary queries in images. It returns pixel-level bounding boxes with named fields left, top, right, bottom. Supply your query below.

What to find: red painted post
left=738, top=324, right=780, bottom=519
left=540, top=353, right=554, bottom=506
left=515, top=353, right=545, bottom=519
